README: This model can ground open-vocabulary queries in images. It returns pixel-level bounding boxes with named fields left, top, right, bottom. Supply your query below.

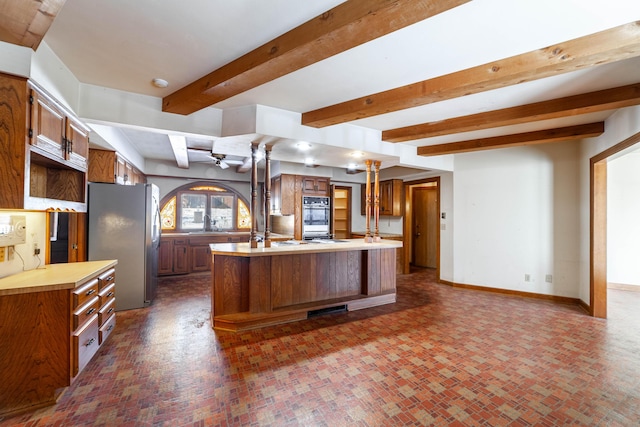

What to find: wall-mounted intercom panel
left=0, top=215, right=27, bottom=246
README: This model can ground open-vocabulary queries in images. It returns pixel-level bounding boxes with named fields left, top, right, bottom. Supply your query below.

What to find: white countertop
left=0, top=260, right=117, bottom=296
left=209, top=238, right=402, bottom=257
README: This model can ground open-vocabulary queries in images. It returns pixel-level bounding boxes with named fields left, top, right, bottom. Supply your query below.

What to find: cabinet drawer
left=73, top=314, right=99, bottom=377
left=99, top=313, right=116, bottom=344
left=99, top=282, right=115, bottom=307
left=99, top=298, right=116, bottom=326
left=73, top=296, right=100, bottom=330
left=73, top=278, right=99, bottom=308
left=98, top=268, right=116, bottom=290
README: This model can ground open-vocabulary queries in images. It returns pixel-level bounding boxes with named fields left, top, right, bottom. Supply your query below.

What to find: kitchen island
left=209, top=239, right=402, bottom=331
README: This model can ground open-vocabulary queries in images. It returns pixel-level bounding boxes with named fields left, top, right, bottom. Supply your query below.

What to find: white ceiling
left=41, top=0, right=640, bottom=174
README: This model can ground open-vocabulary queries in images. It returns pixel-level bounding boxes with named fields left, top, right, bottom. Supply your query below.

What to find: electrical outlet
left=524, top=274, right=531, bottom=282
left=545, top=274, right=553, bottom=283
left=0, top=247, right=5, bottom=262
left=7, top=246, right=14, bottom=261
left=33, top=243, right=40, bottom=256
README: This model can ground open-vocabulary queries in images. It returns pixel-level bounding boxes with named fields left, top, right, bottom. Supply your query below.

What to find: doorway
left=591, top=130, right=640, bottom=318
left=403, top=177, right=440, bottom=276
left=333, top=186, right=351, bottom=239
left=48, top=212, right=87, bottom=264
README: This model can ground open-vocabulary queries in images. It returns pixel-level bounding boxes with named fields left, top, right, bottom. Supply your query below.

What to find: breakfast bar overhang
left=209, top=239, right=402, bottom=332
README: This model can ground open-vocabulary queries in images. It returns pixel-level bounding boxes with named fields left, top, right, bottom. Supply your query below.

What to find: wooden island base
left=209, top=239, right=402, bottom=332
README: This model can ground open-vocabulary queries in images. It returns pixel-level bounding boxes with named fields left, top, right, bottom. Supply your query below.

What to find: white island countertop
left=209, top=238, right=402, bottom=257
left=0, top=260, right=117, bottom=296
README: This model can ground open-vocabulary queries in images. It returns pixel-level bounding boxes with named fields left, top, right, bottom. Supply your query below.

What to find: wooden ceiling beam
left=416, top=122, right=605, bottom=156
left=384, top=82, right=640, bottom=142
left=162, top=0, right=469, bottom=115
left=302, top=21, right=640, bottom=128
left=0, top=0, right=66, bottom=50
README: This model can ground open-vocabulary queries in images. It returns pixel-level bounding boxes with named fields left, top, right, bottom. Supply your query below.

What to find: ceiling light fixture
left=296, top=142, right=312, bottom=151
left=351, top=151, right=365, bottom=158
left=152, top=78, right=169, bottom=88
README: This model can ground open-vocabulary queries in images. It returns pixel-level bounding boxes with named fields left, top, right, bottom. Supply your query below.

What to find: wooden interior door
left=412, top=187, right=438, bottom=268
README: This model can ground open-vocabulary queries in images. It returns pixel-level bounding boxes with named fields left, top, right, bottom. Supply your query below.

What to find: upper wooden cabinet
left=271, top=174, right=298, bottom=215
left=88, top=148, right=146, bottom=185
left=0, top=72, right=88, bottom=211
left=30, top=86, right=89, bottom=171
left=361, top=179, right=404, bottom=217
left=302, top=176, right=330, bottom=196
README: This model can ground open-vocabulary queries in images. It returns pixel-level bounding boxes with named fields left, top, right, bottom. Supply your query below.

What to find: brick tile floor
left=2, top=268, right=639, bottom=426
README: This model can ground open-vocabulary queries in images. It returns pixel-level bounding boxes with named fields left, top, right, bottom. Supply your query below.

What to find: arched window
left=160, top=182, right=251, bottom=232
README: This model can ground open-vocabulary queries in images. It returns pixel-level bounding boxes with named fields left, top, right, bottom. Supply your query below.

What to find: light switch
left=441, top=212, right=446, bottom=219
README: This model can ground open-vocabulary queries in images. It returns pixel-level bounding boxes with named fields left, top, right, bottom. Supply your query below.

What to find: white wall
left=452, top=142, right=580, bottom=297
left=0, top=211, right=48, bottom=278
left=607, top=152, right=640, bottom=286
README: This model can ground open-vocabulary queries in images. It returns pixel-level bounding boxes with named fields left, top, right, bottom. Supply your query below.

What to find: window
left=160, top=182, right=251, bottom=232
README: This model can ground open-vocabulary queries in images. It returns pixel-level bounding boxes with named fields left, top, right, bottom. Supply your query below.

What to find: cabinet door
left=315, top=178, right=330, bottom=195
left=66, top=116, right=89, bottom=170
left=30, top=89, right=66, bottom=160
left=173, top=243, right=189, bottom=274
left=0, top=74, right=28, bottom=209
left=380, top=181, right=393, bottom=215
left=271, top=176, right=282, bottom=213
left=158, top=239, right=174, bottom=275
left=190, top=245, right=211, bottom=272
left=302, top=177, right=330, bottom=195
left=280, top=174, right=297, bottom=215
left=115, top=156, right=127, bottom=184
left=88, top=149, right=117, bottom=183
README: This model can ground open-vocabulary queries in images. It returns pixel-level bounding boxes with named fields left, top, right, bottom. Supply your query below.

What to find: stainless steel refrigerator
left=88, top=183, right=161, bottom=310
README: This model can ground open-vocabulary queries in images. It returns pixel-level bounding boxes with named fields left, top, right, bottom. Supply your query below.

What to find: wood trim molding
left=0, top=0, right=66, bottom=50
left=450, top=281, right=583, bottom=306
left=589, top=130, right=640, bottom=319
left=384, top=82, right=640, bottom=142
left=302, top=21, right=640, bottom=128
left=417, top=122, right=604, bottom=156
left=162, top=0, right=469, bottom=115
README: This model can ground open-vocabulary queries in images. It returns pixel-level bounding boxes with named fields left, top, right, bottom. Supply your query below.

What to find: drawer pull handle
left=107, top=324, right=114, bottom=332
left=105, top=276, right=114, bottom=282
left=85, top=338, right=96, bottom=347
left=108, top=307, right=114, bottom=314
left=86, top=289, right=96, bottom=296
left=106, top=292, right=114, bottom=297
left=86, top=308, right=96, bottom=315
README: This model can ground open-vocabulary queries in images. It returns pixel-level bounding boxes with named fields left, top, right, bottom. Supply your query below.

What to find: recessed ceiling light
left=347, top=163, right=358, bottom=170
left=152, top=78, right=169, bottom=88
left=351, top=151, right=365, bottom=158
left=296, top=142, right=312, bottom=151
left=304, top=157, right=314, bottom=165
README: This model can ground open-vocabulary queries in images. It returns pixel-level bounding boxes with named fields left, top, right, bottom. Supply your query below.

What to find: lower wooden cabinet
left=71, top=268, right=116, bottom=377
left=0, top=262, right=117, bottom=418
left=159, top=234, right=249, bottom=275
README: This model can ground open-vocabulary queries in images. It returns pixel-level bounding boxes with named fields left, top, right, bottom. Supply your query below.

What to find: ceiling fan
left=187, top=147, right=244, bottom=169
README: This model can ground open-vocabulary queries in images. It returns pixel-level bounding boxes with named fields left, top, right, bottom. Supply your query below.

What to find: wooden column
left=373, top=160, right=381, bottom=242
left=250, top=142, right=259, bottom=248
left=364, top=159, right=373, bottom=243
left=263, top=145, right=272, bottom=248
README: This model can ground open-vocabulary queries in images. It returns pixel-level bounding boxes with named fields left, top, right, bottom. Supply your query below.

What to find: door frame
left=590, top=130, right=640, bottom=318
left=403, top=177, right=440, bottom=278
left=332, top=185, right=352, bottom=239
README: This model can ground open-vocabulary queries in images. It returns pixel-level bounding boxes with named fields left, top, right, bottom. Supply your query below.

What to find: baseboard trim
left=447, top=281, right=582, bottom=306
left=608, top=282, right=640, bottom=292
